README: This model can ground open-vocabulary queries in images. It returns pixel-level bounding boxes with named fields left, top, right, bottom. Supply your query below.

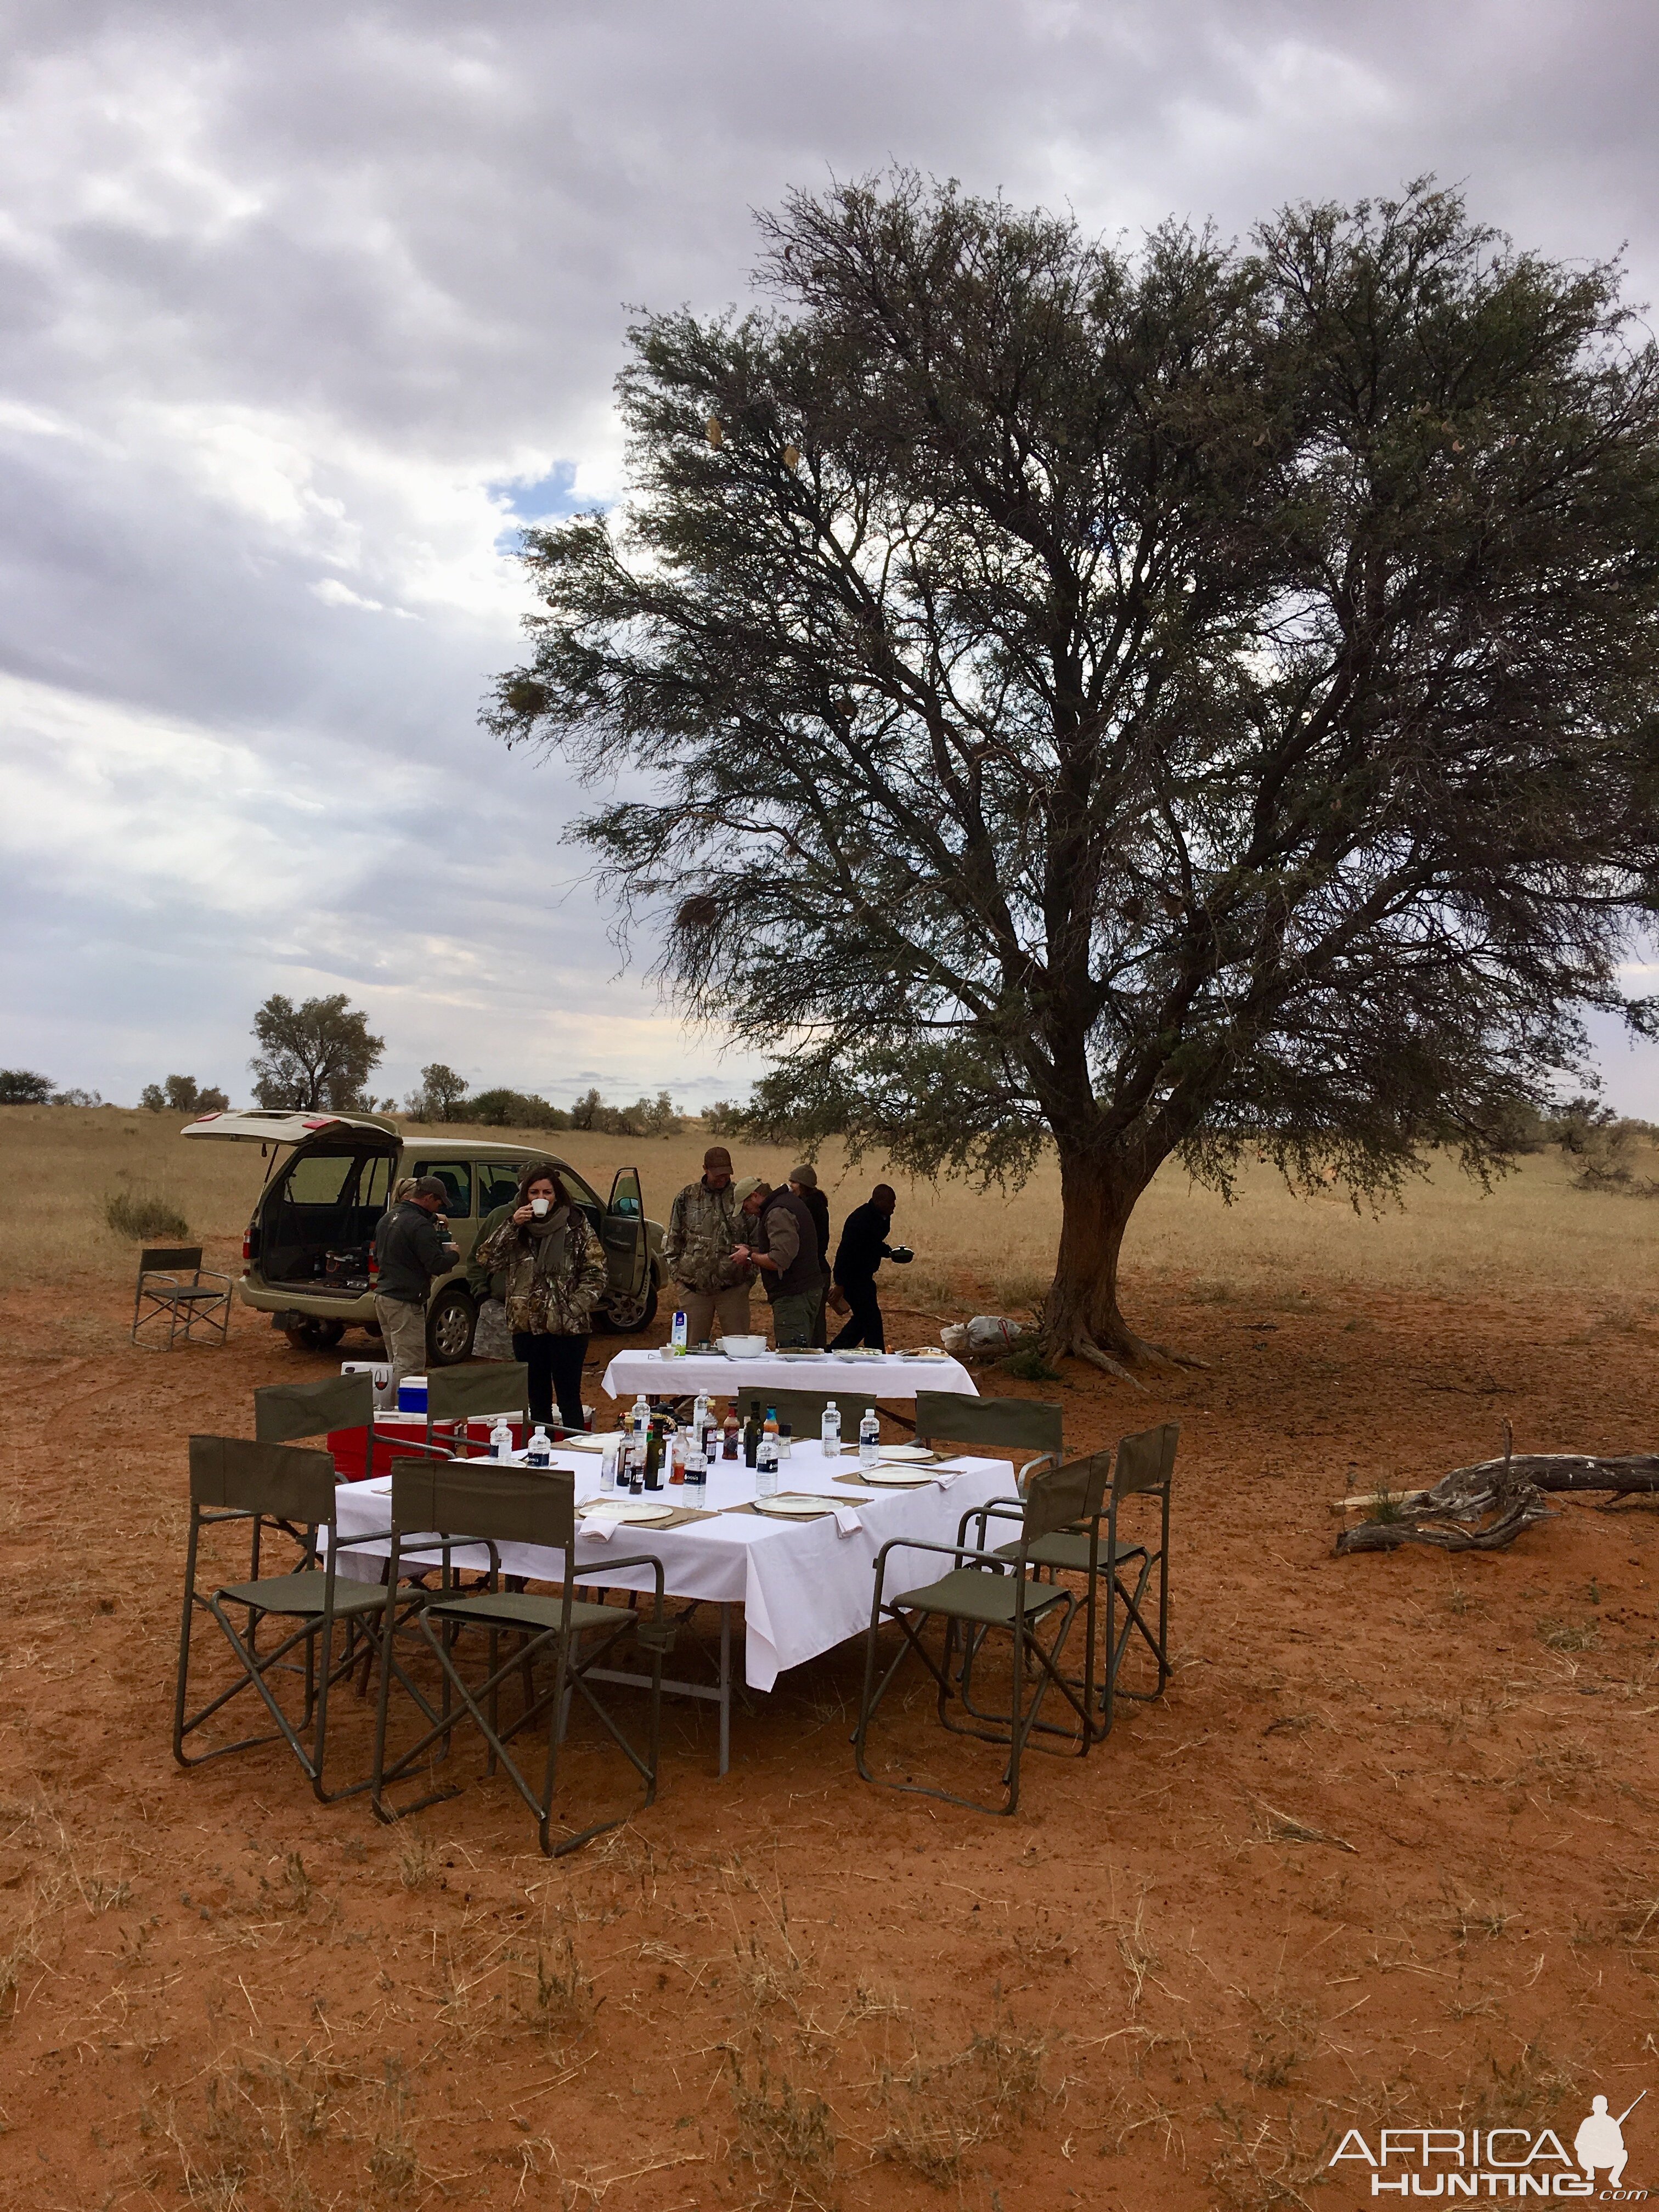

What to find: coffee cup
left=531, top=1197, right=550, bottom=1217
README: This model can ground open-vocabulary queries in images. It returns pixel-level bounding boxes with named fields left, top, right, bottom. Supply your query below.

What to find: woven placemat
left=576, top=1501, right=719, bottom=1530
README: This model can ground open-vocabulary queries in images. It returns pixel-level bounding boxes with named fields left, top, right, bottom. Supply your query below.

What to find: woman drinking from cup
left=475, top=1161, right=607, bottom=1432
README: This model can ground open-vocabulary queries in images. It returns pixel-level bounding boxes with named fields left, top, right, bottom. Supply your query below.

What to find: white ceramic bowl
left=721, top=1334, right=768, bottom=1358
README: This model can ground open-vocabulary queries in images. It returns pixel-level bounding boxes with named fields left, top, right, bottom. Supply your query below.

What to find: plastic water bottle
left=820, top=1401, right=842, bottom=1457
left=859, top=1408, right=880, bottom=1468
left=670, top=1307, right=689, bottom=1352
left=686, top=1433, right=707, bottom=1496
left=755, top=1429, right=780, bottom=1498
left=631, top=1393, right=650, bottom=1443
left=488, top=1416, right=514, bottom=1460
left=600, top=1436, right=619, bottom=1492
left=526, top=1425, right=553, bottom=1470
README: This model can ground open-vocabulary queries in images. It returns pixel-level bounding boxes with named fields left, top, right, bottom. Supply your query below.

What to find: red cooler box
left=327, top=1414, right=531, bottom=1482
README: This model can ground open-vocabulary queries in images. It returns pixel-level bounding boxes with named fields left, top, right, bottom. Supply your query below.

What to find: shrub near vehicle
left=183, top=1109, right=665, bottom=1364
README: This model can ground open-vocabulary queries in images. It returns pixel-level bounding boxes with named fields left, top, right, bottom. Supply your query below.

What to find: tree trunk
left=1041, top=1139, right=1193, bottom=1380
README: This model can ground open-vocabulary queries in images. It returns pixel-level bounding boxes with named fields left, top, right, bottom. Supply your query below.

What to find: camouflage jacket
left=663, top=1177, right=751, bottom=1294
left=477, top=1207, right=609, bottom=1336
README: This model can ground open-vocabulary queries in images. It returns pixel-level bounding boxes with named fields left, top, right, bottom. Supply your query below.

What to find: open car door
left=601, top=1167, right=648, bottom=1312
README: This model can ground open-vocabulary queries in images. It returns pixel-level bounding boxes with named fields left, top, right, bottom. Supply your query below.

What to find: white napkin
left=932, top=1465, right=967, bottom=1490
left=833, top=1506, right=864, bottom=1538
left=578, top=1514, right=618, bottom=1542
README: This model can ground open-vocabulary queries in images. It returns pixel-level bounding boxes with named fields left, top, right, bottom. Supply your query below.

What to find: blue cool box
left=397, top=1376, right=428, bottom=1412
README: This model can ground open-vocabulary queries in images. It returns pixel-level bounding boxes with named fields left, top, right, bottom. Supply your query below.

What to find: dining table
left=328, top=1438, right=1016, bottom=1775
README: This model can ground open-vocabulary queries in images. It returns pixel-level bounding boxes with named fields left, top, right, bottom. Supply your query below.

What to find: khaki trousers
left=675, top=1283, right=754, bottom=1345
left=374, top=1294, right=428, bottom=1387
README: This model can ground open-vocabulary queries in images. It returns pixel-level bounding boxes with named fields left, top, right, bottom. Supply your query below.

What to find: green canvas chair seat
left=993, top=1530, right=1146, bottom=1574
left=422, top=1587, right=619, bottom=1637
left=371, top=1458, right=668, bottom=1857
left=854, top=1449, right=1113, bottom=1816
left=215, top=1568, right=391, bottom=1617
left=888, top=1566, right=1071, bottom=1630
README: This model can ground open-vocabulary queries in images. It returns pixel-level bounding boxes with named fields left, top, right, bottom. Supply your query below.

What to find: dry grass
left=15, top=1104, right=1659, bottom=1308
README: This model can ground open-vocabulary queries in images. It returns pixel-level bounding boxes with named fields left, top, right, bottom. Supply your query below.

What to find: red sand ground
left=1, top=1263, right=1655, bottom=2211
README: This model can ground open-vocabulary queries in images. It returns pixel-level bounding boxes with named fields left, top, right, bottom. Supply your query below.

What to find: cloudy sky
left=5, top=0, right=1659, bottom=1112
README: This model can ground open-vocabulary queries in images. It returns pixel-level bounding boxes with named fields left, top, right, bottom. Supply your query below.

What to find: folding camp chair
left=172, top=1435, right=430, bottom=1802
left=132, top=1246, right=233, bottom=1350
left=371, top=1458, right=670, bottom=1857
left=421, top=1362, right=531, bottom=1454
left=912, top=1391, right=1063, bottom=1485
left=256, top=1371, right=382, bottom=1480
left=854, top=1451, right=1113, bottom=1815
left=975, top=1420, right=1178, bottom=1741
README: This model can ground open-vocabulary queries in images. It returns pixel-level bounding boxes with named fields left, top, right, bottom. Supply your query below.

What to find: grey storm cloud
left=4, top=0, right=1659, bottom=1107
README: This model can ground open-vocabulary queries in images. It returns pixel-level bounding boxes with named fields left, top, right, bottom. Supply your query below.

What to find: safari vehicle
left=182, top=1109, right=665, bottom=1363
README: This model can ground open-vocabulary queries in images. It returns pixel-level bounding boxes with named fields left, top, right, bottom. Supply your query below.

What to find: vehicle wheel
left=283, top=1318, right=346, bottom=1351
left=426, top=1283, right=476, bottom=1366
left=601, top=1271, right=659, bottom=1335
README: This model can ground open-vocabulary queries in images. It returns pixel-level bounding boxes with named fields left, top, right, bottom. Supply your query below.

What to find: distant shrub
left=568, top=1087, right=682, bottom=1136
left=105, top=1188, right=192, bottom=1241
left=0, top=1069, right=54, bottom=1104
left=465, top=1088, right=571, bottom=1130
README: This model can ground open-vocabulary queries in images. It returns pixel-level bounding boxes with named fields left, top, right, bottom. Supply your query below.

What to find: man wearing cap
left=788, top=1164, right=832, bottom=1347
left=663, top=1144, right=754, bottom=1345
left=830, top=1183, right=909, bottom=1351
left=731, top=1177, right=821, bottom=1348
left=372, top=1175, right=460, bottom=1393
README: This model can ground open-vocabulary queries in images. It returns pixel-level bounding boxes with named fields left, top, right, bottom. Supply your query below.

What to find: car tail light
left=242, top=1226, right=252, bottom=1262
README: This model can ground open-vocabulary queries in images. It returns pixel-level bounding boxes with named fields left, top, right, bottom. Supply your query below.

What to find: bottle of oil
left=743, top=1398, right=762, bottom=1469
left=721, top=1406, right=741, bottom=1460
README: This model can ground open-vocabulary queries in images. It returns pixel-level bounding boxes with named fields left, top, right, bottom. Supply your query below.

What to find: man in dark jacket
left=830, top=1183, right=909, bottom=1351
left=732, top=1177, right=821, bottom=1347
left=787, top=1164, right=831, bottom=1347
left=373, top=1176, right=459, bottom=1391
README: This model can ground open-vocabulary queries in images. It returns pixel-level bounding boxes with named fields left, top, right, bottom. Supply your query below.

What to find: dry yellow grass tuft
left=8, top=1103, right=1659, bottom=1309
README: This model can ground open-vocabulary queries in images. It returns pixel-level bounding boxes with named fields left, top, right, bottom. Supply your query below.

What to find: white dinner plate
left=751, top=1493, right=843, bottom=1518
left=575, top=1498, right=675, bottom=1523
left=853, top=1464, right=935, bottom=1485
left=872, top=1442, right=936, bottom=1462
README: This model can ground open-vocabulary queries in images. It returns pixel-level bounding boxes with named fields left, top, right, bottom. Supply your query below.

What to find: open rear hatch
left=184, top=1112, right=398, bottom=1292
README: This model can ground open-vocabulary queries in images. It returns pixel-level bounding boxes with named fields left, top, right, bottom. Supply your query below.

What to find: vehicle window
left=609, top=1167, right=644, bottom=1220
left=283, top=1153, right=360, bottom=1206
left=410, top=1159, right=472, bottom=1217
left=360, top=1155, right=391, bottom=1210
left=554, top=1167, right=601, bottom=1231
left=478, top=1164, right=521, bottom=1212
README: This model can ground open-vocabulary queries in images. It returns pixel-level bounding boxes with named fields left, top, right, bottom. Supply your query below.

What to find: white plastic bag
left=965, top=1315, right=1026, bottom=1355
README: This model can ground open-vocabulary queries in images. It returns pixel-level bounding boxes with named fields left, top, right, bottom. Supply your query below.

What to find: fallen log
left=1335, top=1449, right=1659, bottom=1556
left=1331, top=1454, right=1659, bottom=1516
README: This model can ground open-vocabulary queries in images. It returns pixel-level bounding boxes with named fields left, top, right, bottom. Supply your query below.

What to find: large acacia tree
left=487, top=176, right=1659, bottom=1374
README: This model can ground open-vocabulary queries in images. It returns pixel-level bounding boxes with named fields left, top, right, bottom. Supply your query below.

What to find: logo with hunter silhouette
left=1576, top=2094, right=1644, bottom=2189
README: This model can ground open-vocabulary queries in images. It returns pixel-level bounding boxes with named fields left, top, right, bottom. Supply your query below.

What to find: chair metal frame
left=370, top=1459, right=669, bottom=1857
left=133, top=1246, right=233, bottom=1350
left=172, top=1435, right=434, bottom=1802
left=854, top=1452, right=1113, bottom=1816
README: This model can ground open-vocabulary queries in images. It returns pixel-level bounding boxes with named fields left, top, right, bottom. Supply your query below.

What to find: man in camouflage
left=663, top=1144, right=754, bottom=1344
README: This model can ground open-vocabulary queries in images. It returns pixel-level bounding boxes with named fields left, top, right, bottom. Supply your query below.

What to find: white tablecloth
left=330, top=1448, right=1012, bottom=1691
left=600, top=1348, right=977, bottom=1404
